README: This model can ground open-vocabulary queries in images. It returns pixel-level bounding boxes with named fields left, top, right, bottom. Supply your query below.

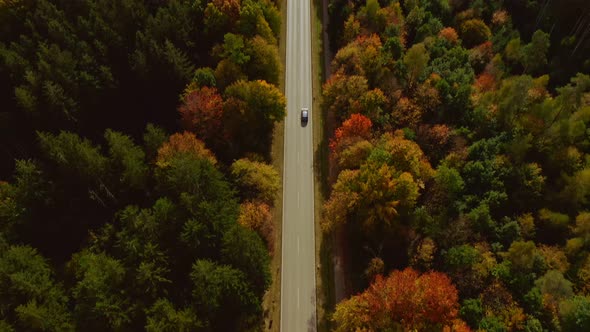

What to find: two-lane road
left=280, top=0, right=316, bottom=331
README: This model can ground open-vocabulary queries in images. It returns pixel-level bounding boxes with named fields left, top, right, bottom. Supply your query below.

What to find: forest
left=0, top=0, right=283, bottom=330
left=4, top=0, right=590, bottom=331
left=323, top=0, right=590, bottom=331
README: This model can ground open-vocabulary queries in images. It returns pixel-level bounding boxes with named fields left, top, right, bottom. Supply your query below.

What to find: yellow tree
left=403, top=43, right=430, bottom=90
left=230, top=158, right=280, bottom=204
left=322, top=169, right=360, bottom=233
left=323, top=71, right=369, bottom=122
left=238, top=201, right=274, bottom=253
left=323, top=131, right=433, bottom=235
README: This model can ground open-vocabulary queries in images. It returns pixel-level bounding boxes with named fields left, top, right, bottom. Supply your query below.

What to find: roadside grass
left=261, top=0, right=287, bottom=330
left=311, top=0, right=335, bottom=331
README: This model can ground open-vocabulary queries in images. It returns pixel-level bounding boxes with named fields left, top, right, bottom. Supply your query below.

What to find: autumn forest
left=1, top=0, right=590, bottom=331
left=324, top=0, right=590, bottom=331
left=0, top=0, right=282, bottom=330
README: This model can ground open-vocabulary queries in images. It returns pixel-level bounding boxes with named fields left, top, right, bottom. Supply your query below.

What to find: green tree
left=574, top=212, right=590, bottom=245
left=460, top=298, right=483, bottom=328
left=460, top=19, right=492, bottom=48
left=522, top=30, right=550, bottom=74
left=538, top=208, right=570, bottom=242
left=68, top=250, right=132, bottom=331
left=0, top=245, right=73, bottom=331
left=535, top=270, right=574, bottom=305
left=104, top=129, right=148, bottom=190
left=35, top=131, right=116, bottom=254
left=220, top=33, right=250, bottom=65
left=204, top=0, right=240, bottom=36
left=132, top=2, right=199, bottom=85
left=190, top=259, right=258, bottom=330
left=505, top=241, right=537, bottom=271
left=505, top=37, right=522, bottom=65
left=445, top=245, right=479, bottom=270
left=95, top=201, right=174, bottom=301
left=428, top=46, right=474, bottom=122
left=361, top=0, right=382, bottom=31
left=155, top=154, right=238, bottom=243
left=192, top=67, right=217, bottom=87
left=558, top=168, right=590, bottom=210
left=403, top=43, right=430, bottom=89
left=404, top=2, right=426, bottom=42
left=0, top=160, right=48, bottom=239
left=435, top=165, right=465, bottom=198
left=143, top=124, right=168, bottom=162
left=1, top=1, right=117, bottom=127
left=237, top=0, right=276, bottom=42
left=524, top=287, right=544, bottom=317
left=245, top=35, right=280, bottom=85
left=155, top=149, right=239, bottom=259
left=224, top=79, right=285, bottom=124
left=221, top=225, right=271, bottom=298
left=0, top=320, right=14, bottom=332
left=37, top=131, right=107, bottom=182
left=0, top=181, right=19, bottom=242
left=479, top=316, right=508, bottom=332
left=559, top=296, right=590, bottom=332
left=145, top=299, right=203, bottom=332
left=338, top=140, right=374, bottom=171
left=214, top=58, right=247, bottom=90
left=415, top=14, right=443, bottom=42
left=223, top=79, right=286, bottom=157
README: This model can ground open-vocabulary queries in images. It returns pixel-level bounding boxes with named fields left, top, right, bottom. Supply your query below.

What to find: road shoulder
left=262, top=0, right=287, bottom=330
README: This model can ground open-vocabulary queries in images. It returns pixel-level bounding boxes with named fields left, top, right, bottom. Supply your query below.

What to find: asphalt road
left=280, top=0, right=316, bottom=331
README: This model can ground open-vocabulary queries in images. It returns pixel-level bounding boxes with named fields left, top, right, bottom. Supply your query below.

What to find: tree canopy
left=0, top=0, right=282, bottom=330
left=325, top=0, right=590, bottom=330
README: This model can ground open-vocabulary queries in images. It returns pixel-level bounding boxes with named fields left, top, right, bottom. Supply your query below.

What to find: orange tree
left=333, top=268, right=466, bottom=331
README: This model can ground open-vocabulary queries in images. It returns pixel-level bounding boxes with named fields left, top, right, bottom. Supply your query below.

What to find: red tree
left=474, top=72, right=496, bottom=92
left=333, top=268, right=465, bottom=331
left=179, top=87, right=224, bottom=144
left=329, top=113, right=373, bottom=154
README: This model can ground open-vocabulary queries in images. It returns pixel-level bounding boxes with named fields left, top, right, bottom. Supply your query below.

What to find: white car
left=301, top=108, right=309, bottom=126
